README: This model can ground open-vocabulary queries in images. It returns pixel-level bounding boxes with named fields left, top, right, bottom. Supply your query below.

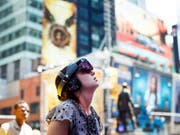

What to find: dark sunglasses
left=77, top=58, right=93, bottom=73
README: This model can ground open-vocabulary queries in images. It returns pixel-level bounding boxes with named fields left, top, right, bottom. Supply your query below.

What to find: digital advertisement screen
left=114, top=0, right=172, bottom=68
left=132, top=66, right=172, bottom=112
left=41, top=0, right=77, bottom=66
left=173, top=75, right=180, bottom=122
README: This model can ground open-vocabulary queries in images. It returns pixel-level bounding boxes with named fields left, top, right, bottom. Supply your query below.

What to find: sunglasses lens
left=78, top=59, right=93, bottom=72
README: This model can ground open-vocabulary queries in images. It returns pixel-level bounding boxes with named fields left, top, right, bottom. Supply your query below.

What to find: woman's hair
left=55, top=67, right=79, bottom=102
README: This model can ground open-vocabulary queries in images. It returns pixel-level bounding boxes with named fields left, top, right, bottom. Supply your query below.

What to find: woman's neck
left=78, top=91, right=94, bottom=115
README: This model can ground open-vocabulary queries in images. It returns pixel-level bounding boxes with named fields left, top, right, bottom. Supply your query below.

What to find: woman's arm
left=47, top=120, right=70, bottom=135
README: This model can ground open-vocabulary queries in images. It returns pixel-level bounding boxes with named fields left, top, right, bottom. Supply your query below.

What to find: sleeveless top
left=46, top=99, right=103, bottom=135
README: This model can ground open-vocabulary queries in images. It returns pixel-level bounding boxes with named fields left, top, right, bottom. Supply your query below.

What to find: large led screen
left=173, top=75, right=180, bottom=122
left=132, top=66, right=172, bottom=112
left=41, top=0, right=77, bottom=66
left=115, top=0, right=172, bottom=68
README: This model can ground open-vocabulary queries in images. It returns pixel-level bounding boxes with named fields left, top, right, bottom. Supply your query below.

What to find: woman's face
left=150, top=76, right=157, bottom=92
left=76, top=71, right=98, bottom=90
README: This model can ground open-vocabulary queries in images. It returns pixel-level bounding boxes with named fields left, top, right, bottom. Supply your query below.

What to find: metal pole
left=103, top=0, right=112, bottom=134
left=40, top=80, right=47, bottom=135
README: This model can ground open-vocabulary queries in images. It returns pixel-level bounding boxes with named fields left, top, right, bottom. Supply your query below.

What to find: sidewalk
left=113, top=123, right=180, bottom=135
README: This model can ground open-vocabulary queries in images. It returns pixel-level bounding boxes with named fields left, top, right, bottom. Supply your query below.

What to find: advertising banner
left=114, top=0, right=172, bottom=69
left=132, top=66, right=172, bottom=112
left=41, top=0, right=77, bottom=66
left=173, top=74, right=180, bottom=122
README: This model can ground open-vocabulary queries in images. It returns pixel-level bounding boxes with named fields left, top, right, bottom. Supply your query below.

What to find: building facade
left=0, top=0, right=177, bottom=133
left=0, top=0, right=43, bottom=82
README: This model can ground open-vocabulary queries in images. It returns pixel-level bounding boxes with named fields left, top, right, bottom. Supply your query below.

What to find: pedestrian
left=46, top=58, right=103, bottom=135
left=117, top=82, right=135, bottom=132
left=0, top=100, right=32, bottom=135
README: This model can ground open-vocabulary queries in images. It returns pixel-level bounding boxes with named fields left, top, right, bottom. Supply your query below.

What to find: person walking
left=117, top=82, right=135, bottom=132
left=46, top=58, right=102, bottom=135
left=0, top=100, right=32, bottom=135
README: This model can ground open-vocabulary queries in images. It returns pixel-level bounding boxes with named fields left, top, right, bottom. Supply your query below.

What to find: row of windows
left=0, top=60, right=19, bottom=80
left=0, top=42, right=41, bottom=59
left=27, top=0, right=43, bottom=10
left=0, top=27, right=42, bottom=45
left=0, top=12, right=42, bottom=33
left=0, top=60, right=20, bottom=80
left=78, top=0, right=89, bottom=7
left=78, top=7, right=89, bottom=20
left=77, top=0, right=102, bottom=10
left=27, top=12, right=42, bottom=24
left=21, top=86, right=40, bottom=114
left=0, top=1, right=26, bottom=19
left=0, top=18, right=17, bottom=32
left=0, top=0, right=8, bottom=7
left=0, top=59, right=39, bottom=80
left=90, top=0, right=103, bottom=11
left=0, top=0, right=42, bottom=20
left=91, top=11, right=104, bottom=24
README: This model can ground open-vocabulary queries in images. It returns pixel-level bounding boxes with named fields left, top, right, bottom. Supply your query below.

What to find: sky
left=146, top=0, right=177, bottom=32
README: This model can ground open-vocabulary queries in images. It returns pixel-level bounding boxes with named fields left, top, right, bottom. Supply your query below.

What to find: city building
left=0, top=0, right=178, bottom=133
left=0, top=0, right=43, bottom=129
left=0, top=0, right=42, bottom=82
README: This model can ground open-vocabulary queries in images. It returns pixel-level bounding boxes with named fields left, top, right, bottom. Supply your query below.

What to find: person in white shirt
left=0, top=100, right=32, bottom=135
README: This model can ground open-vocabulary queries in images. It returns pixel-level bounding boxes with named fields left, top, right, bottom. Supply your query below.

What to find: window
left=79, top=7, right=89, bottom=19
left=14, top=60, right=20, bottom=80
left=36, top=85, right=40, bottom=96
left=79, top=34, right=89, bottom=45
left=78, top=0, right=88, bottom=7
left=0, top=107, right=11, bottom=115
left=20, top=89, right=24, bottom=99
left=79, top=20, right=89, bottom=33
left=1, top=64, right=7, bottom=79
left=30, top=102, right=39, bottom=114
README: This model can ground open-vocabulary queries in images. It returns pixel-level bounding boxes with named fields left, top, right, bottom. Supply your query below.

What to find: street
left=109, top=123, right=180, bottom=135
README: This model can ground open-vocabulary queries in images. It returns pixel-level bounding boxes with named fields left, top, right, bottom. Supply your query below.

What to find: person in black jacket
left=117, top=82, right=134, bottom=132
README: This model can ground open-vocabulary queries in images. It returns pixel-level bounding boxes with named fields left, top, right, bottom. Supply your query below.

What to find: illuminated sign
left=114, top=0, right=172, bottom=68
left=42, top=0, right=77, bottom=66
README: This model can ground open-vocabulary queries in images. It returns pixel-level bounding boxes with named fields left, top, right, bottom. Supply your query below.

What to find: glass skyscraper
left=0, top=0, right=43, bottom=81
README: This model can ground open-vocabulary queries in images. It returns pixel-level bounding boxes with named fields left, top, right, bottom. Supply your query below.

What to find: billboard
left=132, top=66, right=172, bottom=112
left=114, top=0, right=172, bottom=68
left=41, top=0, right=77, bottom=66
left=173, top=74, right=180, bottom=122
